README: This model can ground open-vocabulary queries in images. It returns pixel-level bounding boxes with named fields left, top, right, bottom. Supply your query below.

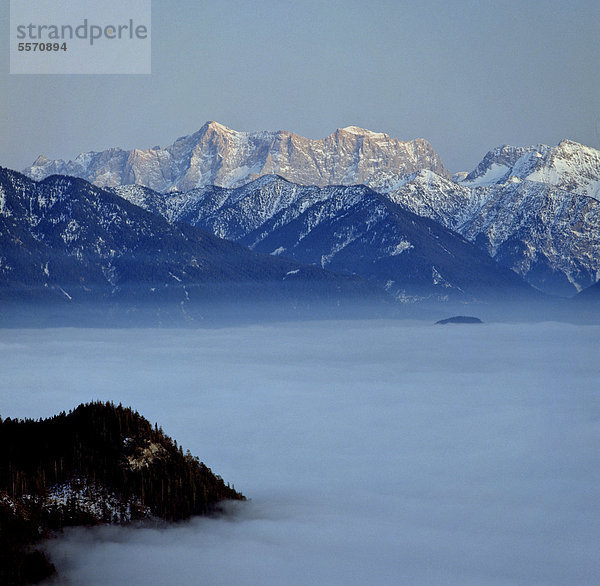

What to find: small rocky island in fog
left=0, top=402, right=244, bottom=584
left=435, top=316, right=483, bottom=325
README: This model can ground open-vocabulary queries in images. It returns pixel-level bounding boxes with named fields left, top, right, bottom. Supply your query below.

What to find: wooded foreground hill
left=0, top=402, right=244, bottom=584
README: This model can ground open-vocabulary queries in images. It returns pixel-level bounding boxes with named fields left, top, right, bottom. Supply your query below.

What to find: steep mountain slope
left=385, top=141, right=600, bottom=295
left=384, top=170, right=475, bottom=230
left=457, top=182, right=600, bottom=295
left=112, top=175, right=319, bottom=239
left=115, top=176, right=535, bottom=302
left=0, top=167, right=376, bottom=307
left=24, top=121, right=450, bottom=192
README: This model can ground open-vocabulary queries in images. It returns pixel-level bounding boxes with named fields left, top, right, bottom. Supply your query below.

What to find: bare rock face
left=24, top=121, right=450, bottom=192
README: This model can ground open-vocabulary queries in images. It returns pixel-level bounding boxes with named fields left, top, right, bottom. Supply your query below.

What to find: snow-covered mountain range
left=113, top=176, right=535, bottom=302
left=24, top=121, right=449, bottom=192
left=460, top=140, right=600, bottom=198
left=386, top=140, right=600, bottom=295
left=0, top=167, right=376, bottom=307
left=18, top=124, right=600, bottom=298
left=109, top=137, right=600, bottom=297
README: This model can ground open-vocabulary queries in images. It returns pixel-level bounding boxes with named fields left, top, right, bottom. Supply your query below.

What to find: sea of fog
left=1, top=319, right=599, bottom=585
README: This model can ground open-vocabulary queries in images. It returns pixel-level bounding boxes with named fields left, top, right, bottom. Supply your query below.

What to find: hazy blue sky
left=1, top=0, right=599, bottom=173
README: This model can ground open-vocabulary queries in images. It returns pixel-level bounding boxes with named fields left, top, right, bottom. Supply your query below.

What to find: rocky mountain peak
left=385, top=138, right=600, bottom=295
left=205, top=120, right=233, bottom=132
left=461, top=144, right=545, bottom=186
left=23, top=122, right=450, bottom=192
left=459, top=140, right=600, bottom=199
left=32, top=154, right=50, bottom=165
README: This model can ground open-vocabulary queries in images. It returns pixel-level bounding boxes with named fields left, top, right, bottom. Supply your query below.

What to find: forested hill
left=0, top=402, right=244, bottom=584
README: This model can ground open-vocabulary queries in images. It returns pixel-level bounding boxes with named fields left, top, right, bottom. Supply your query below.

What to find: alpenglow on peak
left=23, top=122, right=450, bottom=192
left=339, top=126, right=388, bottom=138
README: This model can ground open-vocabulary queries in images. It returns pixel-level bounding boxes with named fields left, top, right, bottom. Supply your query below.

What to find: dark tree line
left=0, top=401, right=245, bottom=584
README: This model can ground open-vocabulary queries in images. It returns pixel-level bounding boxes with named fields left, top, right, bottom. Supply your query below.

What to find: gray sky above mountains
left=1, top=0, right=599, bottom=174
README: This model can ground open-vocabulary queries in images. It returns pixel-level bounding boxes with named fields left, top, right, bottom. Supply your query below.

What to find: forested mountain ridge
left=0, top=402, right=244, bottom=584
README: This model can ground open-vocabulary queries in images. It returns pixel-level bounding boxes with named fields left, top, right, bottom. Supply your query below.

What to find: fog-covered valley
left=1, top=318, right=599, bottom=585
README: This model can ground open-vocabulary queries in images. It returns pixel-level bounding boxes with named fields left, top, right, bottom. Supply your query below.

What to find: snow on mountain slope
left=236, top=185, right=536, bottom=302
left=24, top=122, right=450, bottom=192
left=460, top=181, right=600, bottom=295
left=0, top=167, right=377, bottom=305
left=384, top=170, right=476, bottom=230
left=115, top=176, right=535, bottom=302
left=385, top=140, right=600, bottom=295
left=525, top=140, right=600, bottom=199
left=175, top=176, right=325, bottom=241
left=460, top=144, right=544, bottom=186
left=460, top=140, right=600, bottom=199
left=25, top=131, right=599, bottom=298
left=114, top=175, right=348, bottom=243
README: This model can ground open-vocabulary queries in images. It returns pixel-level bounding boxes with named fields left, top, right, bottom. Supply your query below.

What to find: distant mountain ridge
left=386, top=140, right=600, bottom=295
left=113, top=175, right=537, bottom=303
left=17, top=129, right=600, bottom=299
left=23, top=121, right=450, bottom=192
left=460, top=140, right=600, bottom=198
left=0, top=167, right=378, bottom=311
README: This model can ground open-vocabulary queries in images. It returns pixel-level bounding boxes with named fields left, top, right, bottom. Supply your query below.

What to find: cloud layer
left=1, top=319, right=598, bottom=584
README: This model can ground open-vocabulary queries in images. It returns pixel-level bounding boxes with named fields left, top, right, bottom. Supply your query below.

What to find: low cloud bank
left=0, top=319, right=598, bottom=584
